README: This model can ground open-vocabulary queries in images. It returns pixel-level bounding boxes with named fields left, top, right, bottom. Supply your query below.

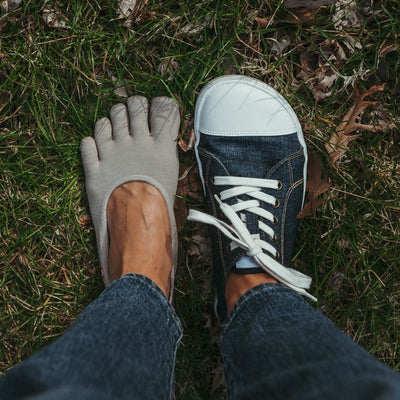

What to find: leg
left=0, top=275, right=181, bottom=400
left=189, top=76, right=400, bottom=399
left=0, top=96, right=182, bottom=399
left=221, top=282, right=400, bottom=400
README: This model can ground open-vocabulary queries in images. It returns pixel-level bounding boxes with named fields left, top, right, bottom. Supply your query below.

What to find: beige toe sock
left=80, top=96, right=180, bottom=297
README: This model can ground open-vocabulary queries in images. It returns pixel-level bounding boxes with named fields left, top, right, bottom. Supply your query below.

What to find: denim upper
left=198, top=133, right=305, bottom=320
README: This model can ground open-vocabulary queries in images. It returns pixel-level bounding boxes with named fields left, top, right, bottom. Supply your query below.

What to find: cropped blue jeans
left=1, top=274, right=400, bottom=400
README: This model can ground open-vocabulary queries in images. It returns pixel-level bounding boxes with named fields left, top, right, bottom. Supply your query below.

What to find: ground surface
left=0, top=1, right=399, bottom=398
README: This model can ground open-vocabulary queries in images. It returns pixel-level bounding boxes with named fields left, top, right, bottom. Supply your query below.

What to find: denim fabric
left=197, top=133, right=305, bottom=320
left=221, top=283, right=400, bottom=400
left=0, top=274, right=182, bottom=400
left=2, top=277, right=400, bottom=400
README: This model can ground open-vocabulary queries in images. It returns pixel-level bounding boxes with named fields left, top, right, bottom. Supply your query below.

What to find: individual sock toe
left=110, top=103, right=130, bottom=139
left=127, top=96, right=150, bottom=138
left=150, top=97, right=180, bottom=139
left=94, top=117, right=112, bottom=143
left=80, top=137, right=99, bottom=170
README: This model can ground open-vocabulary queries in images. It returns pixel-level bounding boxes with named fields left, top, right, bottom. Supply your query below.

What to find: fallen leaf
left=285, top=0, right=336, bottom=8
left=174, top=164, right=203, bottom=230
left=174, top=196, right=187, bottom=232
left=2, top=0, right=22, bottom=11
left=178, top=129, right=195, bottom=152
left=78, top=214, right=91, bottom=229
left=371, top=103, right=398, bottom=132
left=266, top=32, right=291, bottom=57
left=313, top=71, right=338, bottom=101
left=158, top=57, right=179, bottom=81
left=18, top=252, right=30, bottom=267
left=325, top=84, right=391, bottom=166
left=296, top=39, right=346, bottom=101
left=297, top=152, right=331, bottom=218
left=254, top=16, right=272, bottom=28
left=340, top=32, right=362, bottom=54
left=187, top=232, right=211, bottom=260
left=117, top=0, right=150, bottom=28
left=211, top=364, right=225, bottom=394
left=180, top=14, right=212, bottom=36
left=177, top=164, right=203, bottom=198
left=177, top=114, right=194, bottom=152
left=320, top=38, right=346, bottom=67
left=221, top=59, right=239, bottom=75
left=288, top=7, right=321, bottom=24
left=118, top=0, right=137, bottom=18
left=333, top=0, right=361, bottom=31
left=43, top=5, right=69, bottom=29
left=341, top=63, right=370, bottom=90
left=297, top=51, right=318, bottom=81
left=330, top=272, right=347, bottom=291
left=107, top=70, right=129, bottom=98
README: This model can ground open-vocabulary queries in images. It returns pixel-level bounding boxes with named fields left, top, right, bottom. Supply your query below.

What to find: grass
left=1, top=0, right=399, bottom=398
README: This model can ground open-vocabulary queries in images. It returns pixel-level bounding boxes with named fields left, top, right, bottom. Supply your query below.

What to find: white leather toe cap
left=195, top=75, right=299, bottom=136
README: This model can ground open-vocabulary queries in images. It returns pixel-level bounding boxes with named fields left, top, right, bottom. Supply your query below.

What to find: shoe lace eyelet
left=274, top=251, right=280, bottom=260
left=277, top=180, right=283, bottom=190
left=273, top=216, right=278, bottom=225
left=273, top=198, right=280, bottom=208
left=271, top=234, right=277, bottom=243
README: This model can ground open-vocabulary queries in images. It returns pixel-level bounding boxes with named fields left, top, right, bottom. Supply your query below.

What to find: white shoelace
left=188, top=176, right=316, bottom=302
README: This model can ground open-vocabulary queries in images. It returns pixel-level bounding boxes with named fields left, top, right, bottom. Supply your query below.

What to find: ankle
left=225, top=273, right=278, bottom=315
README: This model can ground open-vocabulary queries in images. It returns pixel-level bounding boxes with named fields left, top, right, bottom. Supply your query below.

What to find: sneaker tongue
left=216, top=139, right=276, bottom=237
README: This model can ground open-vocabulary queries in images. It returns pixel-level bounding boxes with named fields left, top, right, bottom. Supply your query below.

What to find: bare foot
left=106, top=181, right=172, bottom=297
left=225, top=273, right=278, bottom=315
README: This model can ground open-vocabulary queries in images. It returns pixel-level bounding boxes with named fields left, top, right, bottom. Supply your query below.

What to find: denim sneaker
left=188, top=75, right=315, bottom=321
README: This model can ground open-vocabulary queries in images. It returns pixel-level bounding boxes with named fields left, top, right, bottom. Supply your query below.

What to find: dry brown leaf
left=254, top=16, right=273, bottom=28
left=333, top=0, right=361, bottom=31
left=221, top=59, right=239, bottom=75
left=177, top=164, right=203, bottom=198
left=178, top=129, right=195, bottom=152
left=177, top=113, right=194, bottom=152
left=285, top=0, right=336, bottom=8
left=297, top=152, right=331, bottom=218
left=187, top=232, right=211, bottom=260
left=2, top=0, right=22, bottom=11
left=174, top=196, right=187, bottom=233
left=78, top=214, right=91, bottom=229
left=340, top=32, right=362, bottom=54
left=174, top=164, right=203, bottom=230
left=288, top=7, right=321, bottom=24
left=258, top=1, right=335, bottom=28
left=117, top=0, right=150, bottom=28
left=325, top=84, right=390, bottom=166
left=296, top=40, right=346, bottom=101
